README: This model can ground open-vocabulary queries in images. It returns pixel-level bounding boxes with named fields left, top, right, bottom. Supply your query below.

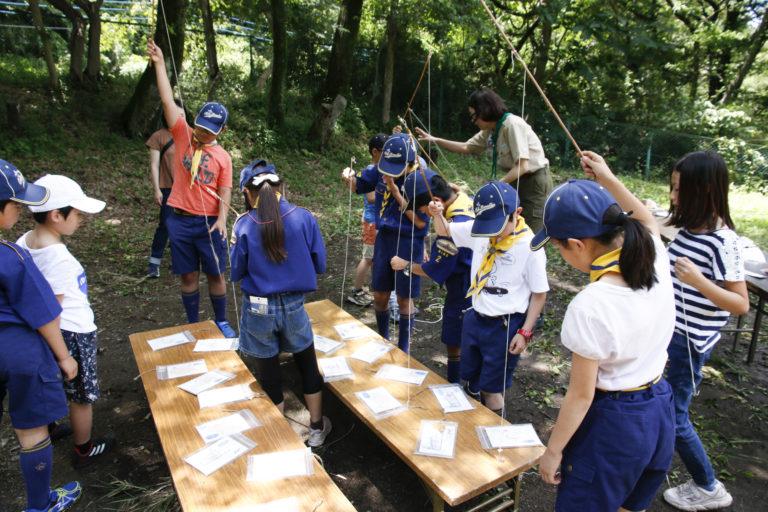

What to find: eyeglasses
left=469, top=111, right=478, bottom=123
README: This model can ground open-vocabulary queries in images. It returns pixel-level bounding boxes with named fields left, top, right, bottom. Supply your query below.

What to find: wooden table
left=129, top=321, right=356, bottom=512
left=305, top=300, right=545, bottom=511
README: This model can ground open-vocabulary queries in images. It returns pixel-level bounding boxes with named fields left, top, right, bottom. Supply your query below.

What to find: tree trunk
left=267, top=0, right=287, bottom=129
left=48, top=0, right=86, bottom=86
left=74, top=0, right=103, bottom=85
left=533, top=18, right=551, bottom=89
left=690, top=41, right=699, bottom=102
left=121, top=0, right=188, bottom=137
left=720, top=10, right=768, bottom=104
left=308, top=0, right=364, bottom=145
left=381, top=1, right=398, bottom=125
left=199, top=0, right=222, bottom=100
left=28, top=0, right=60, bottom=95
left=6, top=102, right=21, bottom=135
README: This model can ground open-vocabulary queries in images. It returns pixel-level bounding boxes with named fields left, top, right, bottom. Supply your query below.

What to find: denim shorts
left=238, top=292, right=314, bottom=358
left=61, top=329, right=101, bottom=404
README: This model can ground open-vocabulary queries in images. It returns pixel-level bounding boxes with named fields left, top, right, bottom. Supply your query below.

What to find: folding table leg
left=747, top=295, right=765, bottom=364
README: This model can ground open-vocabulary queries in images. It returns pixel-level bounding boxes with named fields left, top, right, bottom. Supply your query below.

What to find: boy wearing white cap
left=17, top=175, right=115, bottom=469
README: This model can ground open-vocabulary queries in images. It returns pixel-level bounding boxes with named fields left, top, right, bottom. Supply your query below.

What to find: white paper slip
left=476, top=423, right=544, bottom=450
left=313, top=334, right=345, bottom=355
left=183, top=433, right=257, bottom=476
left=195, top=410, right=261, bottom=443
left=178, top=370, right=237, bottom=395
left=355, top=386, right=406, bottom=419
left=349, top=340, right=394, bottom=364
left=194, top=337, right=240, bottom=352
left=333, top=322, right=368, bottom=340
left=198, top=383, right=256, bottom=409
left=317, top=356, right=354, bottom=382
left=375, top=364, right=428, bottom=385
left=227, top=497, right=299, bottom=512
left=147, top=330, right=195, bottom=351
left=430, top=383, right=475, bottom=413
left=246, top=448, right=315, bottom=481
left=156, top=359, right=208, bottom=380
left=415, top=420, right=458, bottom=459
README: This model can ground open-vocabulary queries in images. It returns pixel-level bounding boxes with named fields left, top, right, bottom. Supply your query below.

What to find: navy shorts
left=0, top=325, right=69, bottom=429
left=371, top=230, right=423, bottom=299
left=460, top=309, right=524, bottom=393
left=238, top=292, right=314, bottom=358
left=441, top=303, right=467, bottom=347
left=556, top=378, right=675, bottom=511
left=166, top=211, right=227, bottom=275
left=61, top=329, right=100, bottom=404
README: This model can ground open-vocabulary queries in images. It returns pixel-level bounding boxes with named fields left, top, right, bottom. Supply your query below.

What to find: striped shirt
left=668, top=227, right=744, bottom=352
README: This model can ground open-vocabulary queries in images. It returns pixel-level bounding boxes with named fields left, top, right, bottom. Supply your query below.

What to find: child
left=230, top=161, right=331, bottom=447
left=662, top=151, right=748, bottom=511
left=342, top=133, right=431, bottom=352
left=0, top=160, right=81, bottom=511
left=428, top=181, right=548, bottom=415
left=535, top=152, right=676, bottom=512
left=145, top=99, right=185, bottom=278
left=17, top=174, right=115, bottom=469
left=390, top=170, right=474, bottom=383
left=347, top=133, right=388, bottom=306
left=146, top=39, right=236, bottom=337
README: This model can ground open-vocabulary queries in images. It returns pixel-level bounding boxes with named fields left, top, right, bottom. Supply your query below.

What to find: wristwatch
left=403, top=262, right=412, bottom=277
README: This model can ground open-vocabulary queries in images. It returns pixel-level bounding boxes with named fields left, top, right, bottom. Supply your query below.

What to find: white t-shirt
left=561, top=236, right=674, bottom=391
left=17, top=232, right=96, bottom=333
left=450, top=221, right=549, bottom=316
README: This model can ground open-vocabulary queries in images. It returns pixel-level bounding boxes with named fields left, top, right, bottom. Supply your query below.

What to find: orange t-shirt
left=167, top=114, right=233, bottom=216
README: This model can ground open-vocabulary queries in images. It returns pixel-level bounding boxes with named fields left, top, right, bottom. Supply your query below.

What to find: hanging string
left=340, top=157, right=355, bottom=309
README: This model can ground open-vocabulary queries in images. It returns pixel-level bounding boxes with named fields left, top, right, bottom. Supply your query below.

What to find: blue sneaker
left=25, top=481, right=82, bottom=512
left=216, top=321, right=237, bottom=338
left=147, top=263, right=160, bottom=278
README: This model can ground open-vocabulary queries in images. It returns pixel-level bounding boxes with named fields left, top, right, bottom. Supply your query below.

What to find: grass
left=94, top=476, right=181, bottom=511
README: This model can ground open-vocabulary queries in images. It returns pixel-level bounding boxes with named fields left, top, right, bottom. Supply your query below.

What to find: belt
left=596, top=374, right=662, bottom=395
left=173, top=208, right=197, bottom=216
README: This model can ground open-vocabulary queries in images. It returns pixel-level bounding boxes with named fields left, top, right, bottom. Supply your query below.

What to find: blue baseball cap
left=378, top=133, right=417, bottom=177
left=530, top=179, right=621, bottom=250
left=239, top=160, right=277, bottom=189
left=0, top=159, right=49, bottom=205
left=195, top=102, right=229, bottom=136
left=402, top=167, right=437, bottom=206
left=471, top=181, right=520, bottom=237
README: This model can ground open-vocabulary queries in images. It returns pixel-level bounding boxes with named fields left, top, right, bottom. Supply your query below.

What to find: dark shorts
left=555, top=378, right=675, bottom=511
left=441, top=300, right=470, bottom=347
left=0, top=325, right=69, bottom=429
left=371, top=230, right=424, bottom=299
left=238, top=292, right=314, bottom=358
left=511, top=166, right=553, bottom=233
left=460, top=309, right=524, bottom=393
left=166, top=211, right=227, bottom=275
left=61, top=329, right=100, bottom=404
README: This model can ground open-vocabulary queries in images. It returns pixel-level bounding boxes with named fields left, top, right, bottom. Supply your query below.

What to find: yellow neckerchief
left=189, top=134, right=217, bottom=188
left=466, top=216, right=529, bottom=298
left=251, top=191, right=282, bottom=209
left=445, top=193, right=475, bottom=221
left=590, top=247, right=622, bottom=283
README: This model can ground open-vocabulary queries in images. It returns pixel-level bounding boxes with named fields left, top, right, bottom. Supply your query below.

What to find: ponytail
left=596, top=205, right=657, bottom=290
left=251, top=182, right=286, bottom=264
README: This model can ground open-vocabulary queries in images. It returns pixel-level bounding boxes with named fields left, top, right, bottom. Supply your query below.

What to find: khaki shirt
left=465, top=114, right=549, bottom=174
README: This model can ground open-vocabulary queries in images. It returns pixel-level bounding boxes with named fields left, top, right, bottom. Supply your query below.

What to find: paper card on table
left=227, top=497, right=299, bottom=512
left=476, top=423, right=544, bottom=450
left=198, top=383, right=256, bottom=409
left=430, top=383, right=475, bottom=413
left=313, top=334, right=345, bottom=355
left=333, top=322, right=368, bottom=340
left=195, top=410, right=261, bottom=443
left=147, top=330, right=195, bottom=351
left=414, top=420, right=458, bottom=459
left=178, top=370, right=236, bottom=395
left=375, top=364, right=428, bottom=385
left=355, top=386, right=406, bottom=419
left=317, top=356, right=354, bottom=382
left=194, top=337, right=240, bottom=352
left=156, top=359, right=208, bottom=380
left=349, top=340, right=394, bottom=364
left=246, top=448, right=315, bottom=481
left=183, top=433, right=257, bottom=476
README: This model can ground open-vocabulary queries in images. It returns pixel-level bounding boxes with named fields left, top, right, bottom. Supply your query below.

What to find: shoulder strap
left=158, top=138, right=175, bottom=161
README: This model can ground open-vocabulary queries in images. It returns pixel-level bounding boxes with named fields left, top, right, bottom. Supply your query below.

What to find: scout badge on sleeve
left=435, top=237, right=458, bottom=257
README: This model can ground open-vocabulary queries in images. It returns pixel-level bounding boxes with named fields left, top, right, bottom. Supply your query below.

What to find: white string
left=340, top=157, right=355, bottom=309
left=677, top=281, right=699, bottom=397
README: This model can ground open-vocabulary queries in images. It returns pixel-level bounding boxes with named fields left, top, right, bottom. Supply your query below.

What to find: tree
left=199, top=0, right=222, bottom=99
left=48, top=0, right=87, bottom=86
left=28, top=0, right=59, bottom=95
left=721, top=8, right=768, bottom=104
left=74, top=0, right=104, bottom=85
left=380, top=0, right=398, bottom=125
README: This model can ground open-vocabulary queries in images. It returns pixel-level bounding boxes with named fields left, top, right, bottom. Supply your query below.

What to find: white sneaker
left=663, top=479, right=733, bottom=510
left=307, top=416, right=332, bottom=447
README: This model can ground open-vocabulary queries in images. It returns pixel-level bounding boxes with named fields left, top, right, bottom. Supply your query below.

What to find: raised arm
left=146, top=39, right=179, bottom=130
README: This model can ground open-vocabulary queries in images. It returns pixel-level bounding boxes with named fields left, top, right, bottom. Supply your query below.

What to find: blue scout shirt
left=230, top=197, right=326, bottom=297
left=0, top=239, right=62, bottom=330
left=355, top=165, right=429, bottom=237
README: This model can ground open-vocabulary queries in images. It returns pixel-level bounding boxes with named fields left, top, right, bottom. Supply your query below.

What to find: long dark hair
left=467, top=87, right=508, bottom=122
left=668, top=150, right=733, bottom=231
left=246, top=180, right=286, bottom=264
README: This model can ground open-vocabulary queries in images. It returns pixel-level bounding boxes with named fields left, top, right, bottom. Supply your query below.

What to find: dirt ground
left=1, top=213, right=768, bottom=511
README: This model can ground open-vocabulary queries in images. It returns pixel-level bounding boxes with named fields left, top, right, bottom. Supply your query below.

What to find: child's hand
left=341, top=167, right=355, bottom=180
left=674, top=256, right=706, bottom=288
left=146, top=39, right=164, bottom=65
left=209, top=217, right=227, bottom=240
left=392, top=125, right=402, bottom=134
left=539, top=447, right=563, bottom=485
left=154, top=188, right=163, bottom=206
left=428, top=200, right=443, bottom=218
left=382, top=175, right=395, bottom=189
left=579, top=150, right=615, bottom=183
left=390, top=256, right=408, bottom=270
left=509, top=334, right=527, bottom=355
left=59, top=356, right=78, bottom=381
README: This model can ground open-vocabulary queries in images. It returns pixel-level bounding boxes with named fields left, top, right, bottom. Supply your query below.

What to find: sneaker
left=147, top=262, right=160, bottom=278
left=48, top=421, right=73, bottom=442
left=663, top=479, right=733, bottom=511
left=347, top=289, right=372, bottom=306
left=307, top=416, right=332, bottom=447
left=216, top=321, right=237, bottom=338
left=73, top=436, right=115, bottom=468
left=25, top=481, right=82, bottom=512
